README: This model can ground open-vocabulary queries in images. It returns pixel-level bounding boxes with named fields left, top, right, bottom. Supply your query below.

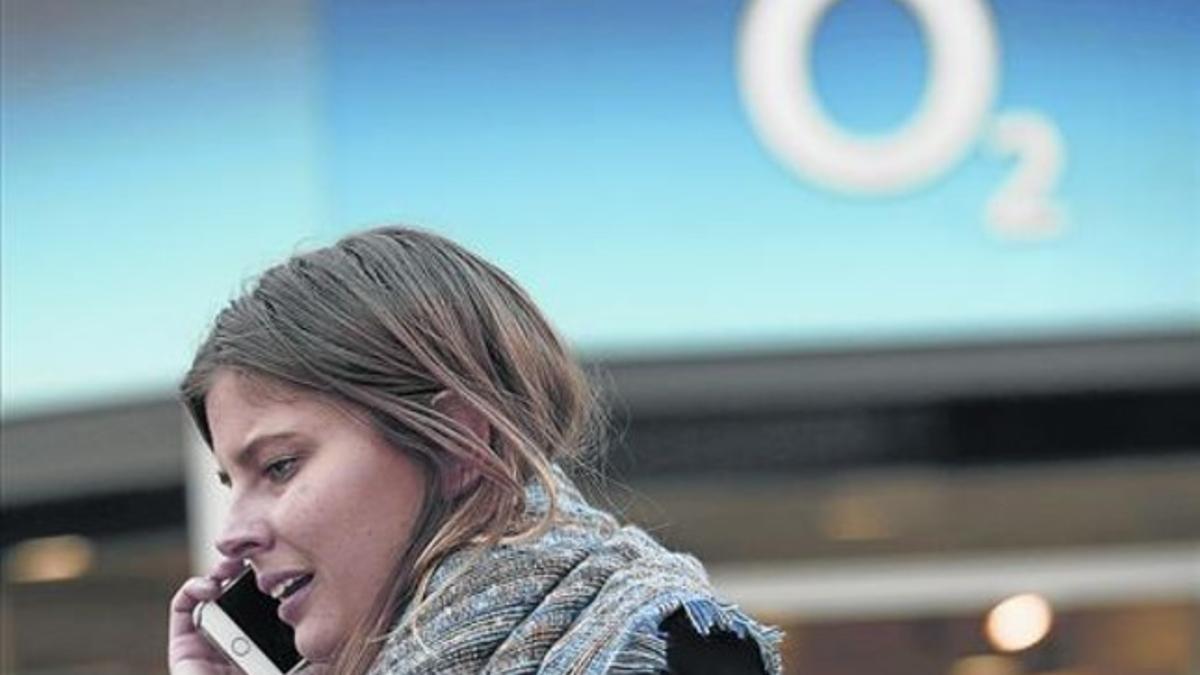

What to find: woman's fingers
left=206, top=556, right=246, bottom=583
left=168, top=579, right=233, bottom=673
left=168, top=559, right=249, bottom=673
left=170, top=559, right=246, bottom=637
left=172, top=576, right=220, bottom=610
left=169, top=576, right=219, bottom=635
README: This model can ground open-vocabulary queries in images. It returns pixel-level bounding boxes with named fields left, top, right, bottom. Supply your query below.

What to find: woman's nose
left=214, top=508, right=272, bottom=560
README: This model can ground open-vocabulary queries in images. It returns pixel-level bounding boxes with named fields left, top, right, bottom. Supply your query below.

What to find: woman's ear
left=430, top=391, right=488, bottom=499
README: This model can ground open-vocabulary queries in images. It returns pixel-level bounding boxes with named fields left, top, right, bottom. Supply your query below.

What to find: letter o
left=738, top=0, right=999, bottom=194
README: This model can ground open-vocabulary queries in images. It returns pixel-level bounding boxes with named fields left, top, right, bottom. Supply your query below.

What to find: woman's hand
left=168, top=557, right=245, bottom=675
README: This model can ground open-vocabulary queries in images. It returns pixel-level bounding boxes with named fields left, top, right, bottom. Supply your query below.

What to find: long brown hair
left=181, top=227, right=606, bottom=673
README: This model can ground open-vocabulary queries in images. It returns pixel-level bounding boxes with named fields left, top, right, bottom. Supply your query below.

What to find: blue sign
left=2, top=0, right=1196, bottom=416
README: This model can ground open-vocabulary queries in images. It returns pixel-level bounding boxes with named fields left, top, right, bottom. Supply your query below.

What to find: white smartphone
left=193, top=568, right=308, bottom=675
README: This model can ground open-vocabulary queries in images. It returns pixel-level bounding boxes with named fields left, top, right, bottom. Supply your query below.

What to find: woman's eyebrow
left=215, top=431, right=304, bottom=486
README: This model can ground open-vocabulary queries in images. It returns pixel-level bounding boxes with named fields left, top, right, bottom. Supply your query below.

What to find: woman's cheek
left=277, top=483, right=319, bottom=536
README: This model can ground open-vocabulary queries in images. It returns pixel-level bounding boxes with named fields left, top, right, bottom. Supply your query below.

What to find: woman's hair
left=180, top=226, right=606, bottom=673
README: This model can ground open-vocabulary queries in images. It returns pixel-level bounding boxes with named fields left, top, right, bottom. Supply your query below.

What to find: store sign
left=738, top=0, right=1065, bottom=240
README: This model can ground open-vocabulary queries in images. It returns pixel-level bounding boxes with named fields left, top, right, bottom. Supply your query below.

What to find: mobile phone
left=193, top=568, right=307, bottom=675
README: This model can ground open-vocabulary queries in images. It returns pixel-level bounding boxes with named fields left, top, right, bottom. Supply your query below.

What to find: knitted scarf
left=367, top=465, right=783, bottom=675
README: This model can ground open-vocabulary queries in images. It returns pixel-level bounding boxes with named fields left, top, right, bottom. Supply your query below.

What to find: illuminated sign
left=738, top=0, right=1064, bottom=239
left=2, top=0, right=1196, bottom=415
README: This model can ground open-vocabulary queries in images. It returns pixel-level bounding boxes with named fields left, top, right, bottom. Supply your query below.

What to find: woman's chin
left=294, top=623, right=336, bottom=665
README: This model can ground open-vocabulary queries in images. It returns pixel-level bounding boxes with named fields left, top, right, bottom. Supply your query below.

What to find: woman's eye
left=263, top=457, right=299, bottom=483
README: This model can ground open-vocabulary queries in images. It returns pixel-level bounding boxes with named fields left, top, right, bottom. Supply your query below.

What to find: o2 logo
left=737, top=0, right=1067, bottom=240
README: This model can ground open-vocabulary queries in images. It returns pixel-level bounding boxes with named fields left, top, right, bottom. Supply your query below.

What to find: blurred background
left=2, top=0, right=1198, bottom=673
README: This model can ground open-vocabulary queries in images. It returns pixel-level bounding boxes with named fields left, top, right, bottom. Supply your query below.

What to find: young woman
left=167, top=227, right=782, bottom=674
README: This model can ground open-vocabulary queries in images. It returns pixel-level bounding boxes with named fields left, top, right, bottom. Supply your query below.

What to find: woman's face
left=206, top=370, right=429, bottom=662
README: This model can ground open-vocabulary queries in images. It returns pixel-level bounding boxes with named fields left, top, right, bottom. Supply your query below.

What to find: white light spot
left=985, top=592, right=1053, bottom=652
left=4, top=535, right=96, bottom=583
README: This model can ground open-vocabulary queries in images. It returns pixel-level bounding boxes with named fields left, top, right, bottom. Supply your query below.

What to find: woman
left=168, top=227, right=782, bottom=674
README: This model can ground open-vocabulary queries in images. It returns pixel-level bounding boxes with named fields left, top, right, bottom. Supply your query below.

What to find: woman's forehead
left=206, top=370, right=374, bottom=449
left=207, top=373, right=319, bottom=441
left=208, top=369, right=305, bottom=408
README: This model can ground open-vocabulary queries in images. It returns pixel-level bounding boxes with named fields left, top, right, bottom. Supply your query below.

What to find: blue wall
left=3, top=0, right=1197, bottom=416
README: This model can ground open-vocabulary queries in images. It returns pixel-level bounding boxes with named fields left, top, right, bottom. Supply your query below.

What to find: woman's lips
left=277, top=575, right=314, bottom=626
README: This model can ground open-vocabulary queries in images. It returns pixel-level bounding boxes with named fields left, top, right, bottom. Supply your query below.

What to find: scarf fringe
left=599, top=596, right=784, bottom=675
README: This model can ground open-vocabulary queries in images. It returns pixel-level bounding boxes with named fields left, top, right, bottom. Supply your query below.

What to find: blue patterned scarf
left=367, top=465, right=783, bottom=674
